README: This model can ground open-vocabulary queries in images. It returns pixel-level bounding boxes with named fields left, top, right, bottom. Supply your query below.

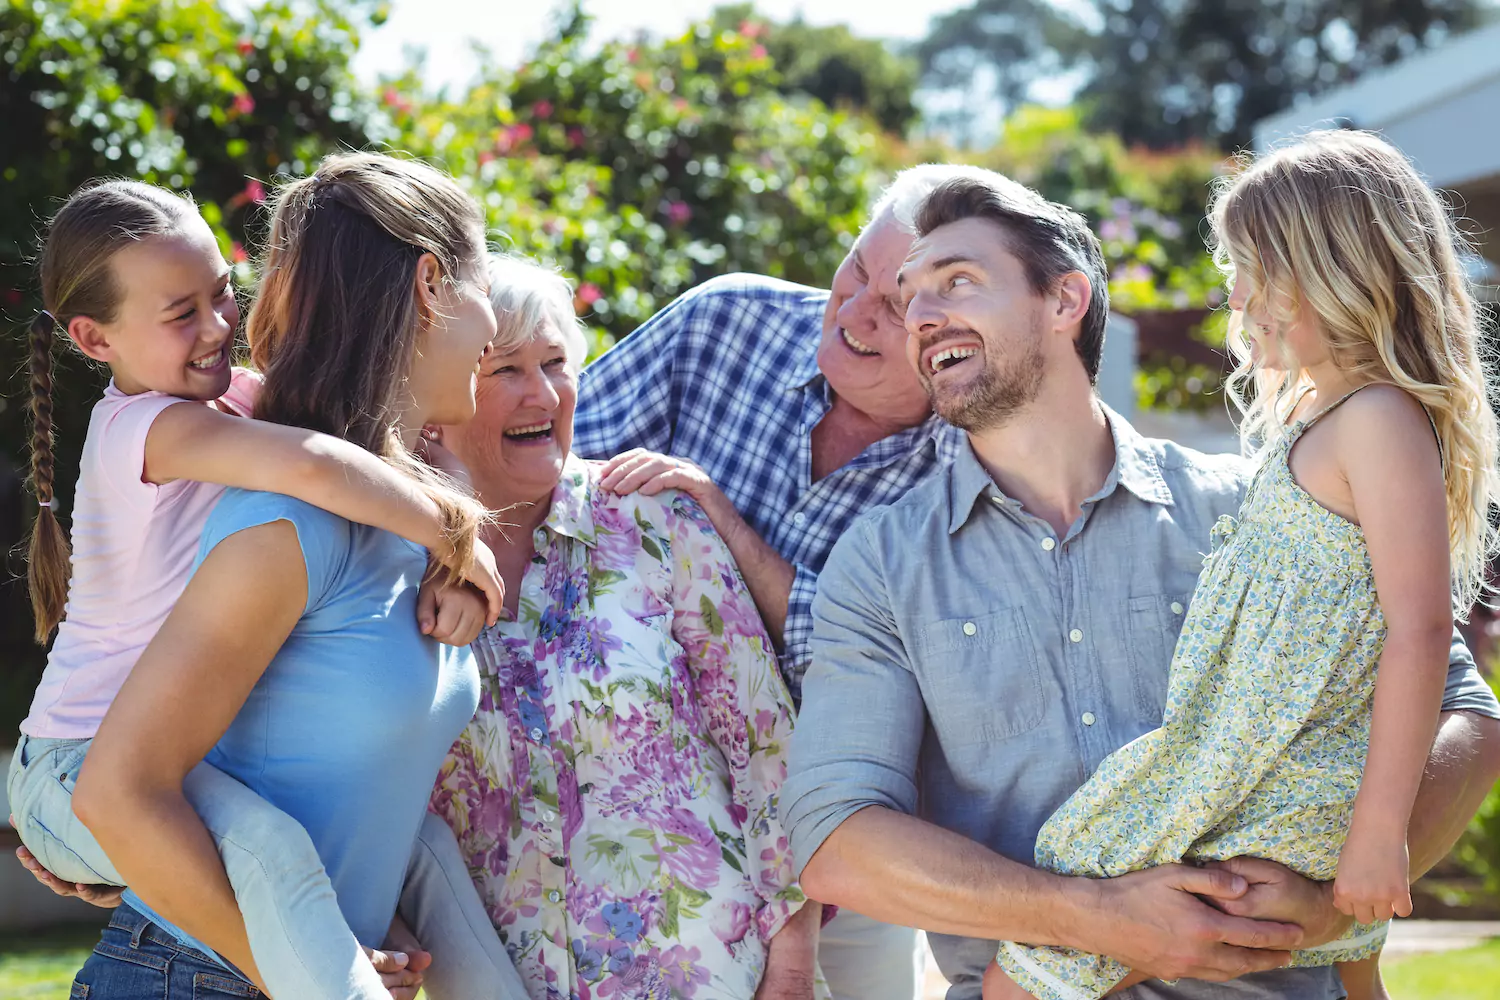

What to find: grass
left=1385, top=938, right=1500, bottom=998
left=0, top=923, right=433, bottom=999
left=0, top=923, right=101, bottom=1000
left=3, top=925, right=1497, bottom=1000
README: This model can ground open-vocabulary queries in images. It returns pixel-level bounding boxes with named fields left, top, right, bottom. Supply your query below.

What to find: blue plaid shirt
left=573, top=273, right=966, bottom=697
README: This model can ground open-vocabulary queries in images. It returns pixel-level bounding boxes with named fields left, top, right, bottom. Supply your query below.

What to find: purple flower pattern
left=431, top=456, right=810, bottom=1000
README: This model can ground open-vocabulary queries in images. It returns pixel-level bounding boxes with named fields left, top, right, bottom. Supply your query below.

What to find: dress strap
left=1297, top=384, right=1373, bottom=432
left=1298, top=383, right=1446, bottom=468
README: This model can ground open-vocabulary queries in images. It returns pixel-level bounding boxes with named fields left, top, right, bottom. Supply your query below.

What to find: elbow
left=797, top=835, right=855, bottom=907
left=70, top=757, right=120, bottom=836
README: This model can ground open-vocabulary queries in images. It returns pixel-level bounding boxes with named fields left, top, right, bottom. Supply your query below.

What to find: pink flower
left=625, top=47, right=639, bottom=64
left=657, top=944, right=709, bottom=996
left=665, top=202, right=692, bottom=225
left=567, top=126, right=586, bottom=148
left=739, top=20, right=764, bottom=38
left=751, top=44, right=768, bottom=60
left=577, top=282, right=603, bottom=305
left=381, top=88, right=413, bottom=114
left=532, top=99, right=554, bottom=119
left=231, top=241, right=248, bottom=264
left=243, top=179, right=266, bottom=204
left=710, top=899, right=753, bottom=947
left=3, top=288, right=23, bottom=306
left=231, top=92, right=255, bottom=116
left=237, top=37, right=255, bottom=55
left=478, top=150, right=496, bottom=165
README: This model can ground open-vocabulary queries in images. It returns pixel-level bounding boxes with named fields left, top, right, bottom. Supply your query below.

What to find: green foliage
left=917, top=0, right=1490, bottom=149
left=710, top=4, right=921, bottom=135
left=392, top=3, right=881, bottom=354
left=0, top=0, right=381, bottom=698
left=1453, top=667, right=1500, bottom=895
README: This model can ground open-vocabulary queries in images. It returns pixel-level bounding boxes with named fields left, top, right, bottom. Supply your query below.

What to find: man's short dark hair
left=913, top=174, right=1111, bottom=383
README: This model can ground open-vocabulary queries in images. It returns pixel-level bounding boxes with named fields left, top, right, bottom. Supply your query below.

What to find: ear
left=66, top=315, right=116, bottom=363
left=412, top=253, right=444, bottom=327
left=1050, top=271, right=1092, bottom=334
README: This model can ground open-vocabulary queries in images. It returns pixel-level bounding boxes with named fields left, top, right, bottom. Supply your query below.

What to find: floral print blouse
left=430, top=455, right=809, bottom=1000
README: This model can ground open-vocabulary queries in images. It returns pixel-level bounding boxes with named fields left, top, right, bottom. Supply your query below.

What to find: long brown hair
left=26, top=180, right=198, bottom=642
left=246, top=152, right=488, bottom=575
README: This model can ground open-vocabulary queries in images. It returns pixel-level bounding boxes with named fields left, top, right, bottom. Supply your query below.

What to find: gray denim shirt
left=785, top=407, right=1500, bottom=1000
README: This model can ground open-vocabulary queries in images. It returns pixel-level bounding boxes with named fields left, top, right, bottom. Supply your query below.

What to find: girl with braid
left=9, top=170, right=526, bottom=999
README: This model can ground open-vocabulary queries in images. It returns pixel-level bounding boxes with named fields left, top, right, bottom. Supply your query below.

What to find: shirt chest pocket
left=1126, top=592, right=1193, bottom=728
left=915, top=608, right=1045, bottom=746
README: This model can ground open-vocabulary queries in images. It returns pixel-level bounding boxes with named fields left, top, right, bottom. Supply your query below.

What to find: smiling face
left=78, top=214, right=239, bottom=399
left=442, top=319, right=578, bottom=509
left=815, top=211, right=933, bottom=429
left=898, top=216, right=1059, bottom=432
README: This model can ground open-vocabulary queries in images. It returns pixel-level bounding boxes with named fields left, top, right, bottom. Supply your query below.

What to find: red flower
left=381, top=88, right=413, bottom=114
left=244, top=179, right=266, bottom=204
left=237, top=37, right=255, bottom=55
left=566, top=127, right=585, bottom=148
left=3, top=289, right=23, bottom=307
left=231, top=92, right=255, bottom=116
left=751, top=44, right=768, bottom=60
left=739, top=19, right=764, bottom=38
left=478, top=150, right=496, bottom=165
left=625, top=47, right=639, bottom=64
left=576, top=282, right=602, bottom=305
left=665, top=201, right=692, bottom=225
left=231, top=242, right=249, bottom=264
left=532, top=100, right=554, bottom=119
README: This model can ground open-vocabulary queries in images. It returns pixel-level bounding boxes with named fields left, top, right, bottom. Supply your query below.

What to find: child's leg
left=1337, top=955, right=1389, bottom=1000
left=398, top=811, right=530, bottom=1000
left=983, top=959, right=1040, bottom=1000
left=181, top=762, right=390, bottom=1000
left=7, top=735, right=124, bottom=886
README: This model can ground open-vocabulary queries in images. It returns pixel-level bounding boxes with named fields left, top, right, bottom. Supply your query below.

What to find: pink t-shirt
left=21, top=367, right=262, bottom=739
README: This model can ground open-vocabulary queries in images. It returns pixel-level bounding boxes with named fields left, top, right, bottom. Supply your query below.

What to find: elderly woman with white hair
left=423, top=255, right=824, bottom=1000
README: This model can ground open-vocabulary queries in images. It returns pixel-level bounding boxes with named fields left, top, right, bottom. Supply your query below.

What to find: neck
left=473, top=469, right=553, bottom=547
left=1301, top=362, right=1368, bottom=413
left=966, top=377, right=1115, bottom=537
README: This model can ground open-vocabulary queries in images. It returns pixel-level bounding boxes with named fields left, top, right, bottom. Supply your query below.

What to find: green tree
left=0, top=0, right=381, bottom=726
left=707, top=4, right=921, bottom=135
left=391, top=3, right=883, bottom=352
left=918, top=0, right=1492, bottom=149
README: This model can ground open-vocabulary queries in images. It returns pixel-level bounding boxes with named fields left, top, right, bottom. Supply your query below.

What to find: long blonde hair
left=1210, top=129, right=1499, bottom=613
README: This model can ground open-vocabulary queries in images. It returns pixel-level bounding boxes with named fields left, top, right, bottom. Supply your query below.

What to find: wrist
left=1034, top=872, right=1098, bottom=951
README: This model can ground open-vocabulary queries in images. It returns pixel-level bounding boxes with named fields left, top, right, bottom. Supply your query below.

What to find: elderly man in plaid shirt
left=571, top=166, right=985, bottom=1000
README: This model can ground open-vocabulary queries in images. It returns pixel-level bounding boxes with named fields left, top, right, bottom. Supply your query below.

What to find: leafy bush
left=388, top=5, right=882, bottom=356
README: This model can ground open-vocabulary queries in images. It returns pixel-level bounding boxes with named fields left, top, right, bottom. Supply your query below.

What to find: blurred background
left=2, top=1, right=1499, bottom=994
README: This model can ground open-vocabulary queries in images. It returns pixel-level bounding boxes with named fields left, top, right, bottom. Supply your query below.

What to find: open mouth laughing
left=920, top=337, right=984, bottom=377
left=504, top=420, right=554, bottom=444
left=839, top=326, right=879, bottom=357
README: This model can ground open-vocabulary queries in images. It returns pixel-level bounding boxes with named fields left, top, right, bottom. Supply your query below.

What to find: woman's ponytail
left=26, top=311, right=72, bottom=642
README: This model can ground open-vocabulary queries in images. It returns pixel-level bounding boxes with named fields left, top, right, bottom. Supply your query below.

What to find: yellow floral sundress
left=998, top=393, right=1390, bottom=1000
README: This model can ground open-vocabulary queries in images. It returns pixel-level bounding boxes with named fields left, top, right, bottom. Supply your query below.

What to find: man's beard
left=925, top=329, right=1044, bottom=432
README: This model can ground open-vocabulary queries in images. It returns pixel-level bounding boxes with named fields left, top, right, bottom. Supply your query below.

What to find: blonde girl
left=986, top=129, right=1498, bottom=1000
left=10, top=167, right=521, bottom=999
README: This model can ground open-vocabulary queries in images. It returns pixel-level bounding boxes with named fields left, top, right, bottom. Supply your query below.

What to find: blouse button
left=962, top=622, right=977, bottom=636
left=547, top=890, right=561, bottom=903
left=543, top=809, right=557, bottom=823
left=1040, top=537, right=1056, bottom=551
left=1082, top=711, right=1097, bottom=726
left=1170, top=602, right=1185, bottom=615
left=529, top=728, right=544, bottom=742
left=1069, top=628, right=1084, bottom=643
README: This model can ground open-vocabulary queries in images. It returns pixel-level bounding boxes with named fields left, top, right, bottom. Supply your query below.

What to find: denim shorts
left=69, top=904, right=261, bottom=1000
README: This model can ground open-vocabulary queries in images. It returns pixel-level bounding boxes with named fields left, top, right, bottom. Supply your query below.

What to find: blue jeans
left=70, top=904, right=261, bottom=999
left=10, top=734, right=528, bottom=1000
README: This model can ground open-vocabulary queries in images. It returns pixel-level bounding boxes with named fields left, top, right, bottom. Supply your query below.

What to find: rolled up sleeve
left=783, top=517, right=926, bottom=876
left=1442, top=626, right=1500, bottom=719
